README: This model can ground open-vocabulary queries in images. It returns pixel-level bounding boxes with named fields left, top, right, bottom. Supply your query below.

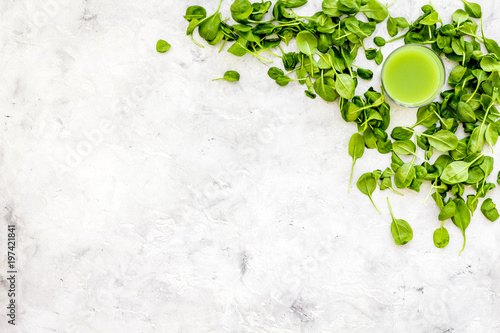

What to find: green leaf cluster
left=184, top=0, right=389, bottom=99
left=353, top=2, right=500, bottom=252
left=180, top=0, right=500, bottom=254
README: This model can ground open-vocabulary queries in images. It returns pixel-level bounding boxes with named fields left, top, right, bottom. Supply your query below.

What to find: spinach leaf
left=251, top=1, right=272, bottom=20
left=387, top=15, right=409, bottom=37
left=335, top=74, right=355, bottom=99
left=199, top=1, right=223, bottom=42
left=349, top=133, right=365, bottom=191
left=213, top=70, right=241, bottom=81
left=365, top=48, right=377, bottom=60
left=227, top=37, right=249, bottom=57
left=281, top=0, right=308, bottom=8
left=185, top=6, right=207, bottom=21
left=451, top=198, right=471, bottom=255
left=392, top=140, right=416, bottom=156
left=457, top=101, right=476, bottom=123
left=386, top=16, right=397, bottom=37
left=452, top=9, right=469, bottom=26
left=156, top=39, right=171, bottom=53
left=481, top=198, right=499, bottom=221
left=360, top=0, right=388, bottom=23
left=438, top=200, right=457, bottom=221
left=448, top=65, right=467, bottom=86
left=282, top=52, right=299, bottom=71
left=231, top=0, right=254, bottom=23
left=467, top=125, right=486, bottom=154
left=375, top=49, right=383, bottom=65
left=357, top=68, right=373, bottom=80
left=374, top=37, right=386, bottom=47
left=314, top=74, right=338, bottom=102
left=357, top=172, right=381, bottom=213
left=420, top=11, right=440, bottom=26
left=414, top=103, right=439, bottom=128
left=388, top=198, right=413, bottom=245
left=467, top=194, right=479, bottom=215
left=268, top=67, right=284, bottom=80
left=461, top=0, right=482, bottom=18
left=338, top=0, right=361, bottom=14
left=394, top=157, right=416, bottom=189
left=296, top=31, right=318, bottom=55
left=322, top=0, right=342, bottom=17
left=485, top=124, right=499, bottom=151
left=391, top=127, right=413, bottom=141
left=440, top=161, right=470, bottom=184
left=426, top=130, right=459, bottom=152
left=433, top=227, right=450, bottom=248
left=276, top=75, right=292, bottom=86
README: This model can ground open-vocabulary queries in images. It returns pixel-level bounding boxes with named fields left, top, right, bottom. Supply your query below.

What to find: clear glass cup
left=381, top=44, right=446, bottom=108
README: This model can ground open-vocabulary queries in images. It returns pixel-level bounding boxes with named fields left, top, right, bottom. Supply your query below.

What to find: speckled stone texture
left=1, top=0, right=500, bottom=332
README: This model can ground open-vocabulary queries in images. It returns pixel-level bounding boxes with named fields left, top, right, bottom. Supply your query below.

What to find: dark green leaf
left=199, top=12, right=222, bottom=42
left=391, top=127, right=413, bottom=141
left=388, top=198, right=413, bottom=245
left=184, top=6, right=207, bottom=21
left=230, top=0, right=253, bottom=22
left=314, top=75, right=338, bottom=102
left=438, top=200, right=457, bottom=221
left=338, top=0, right=361, bottom=14
left=374, top=37, right=386, bottom=47
left=213, top=70, right=240, bottom=81
left=481, top=198, right=499, bottom=221
left=276, top=75, right=291, bottom=86
left=227, top=38, right=249, bottom=56
left=357, top=172, right=381, bottom=213
left=451, top=198, right=471, bottom=254
left=357, top=68, right=373, bottom=80
left=268, top=67, right=284, bottom=80
left=415, top=103, right=439, bottom=127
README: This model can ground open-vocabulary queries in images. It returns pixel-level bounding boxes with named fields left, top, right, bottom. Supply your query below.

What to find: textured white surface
left=1, top=0, right=500, bottom=332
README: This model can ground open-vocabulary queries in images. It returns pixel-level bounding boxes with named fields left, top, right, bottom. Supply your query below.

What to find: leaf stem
left=459, top=230, right=466, bottom=256
left=386, top=33, right=406, bottom=44
left=191, top=34, right=205, bottom=48
left=387, top=197, right=395, bottom=220
left=386, top=0, right=398, bottom=8
left=349, top=160, right=356, bottom=193
left=370, top=194, right=382, bottom=214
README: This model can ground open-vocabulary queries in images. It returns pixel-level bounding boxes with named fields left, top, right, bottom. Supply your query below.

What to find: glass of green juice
left=381, top=44, right=445, bottom=107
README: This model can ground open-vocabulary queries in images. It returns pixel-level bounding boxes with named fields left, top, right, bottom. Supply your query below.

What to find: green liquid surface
left=382, top=45, right=444, bottom=107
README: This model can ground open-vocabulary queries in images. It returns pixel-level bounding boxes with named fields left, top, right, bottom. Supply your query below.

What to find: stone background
left=1, top=0, right=500, bottom=332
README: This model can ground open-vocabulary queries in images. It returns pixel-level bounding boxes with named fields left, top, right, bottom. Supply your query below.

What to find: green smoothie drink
left=381, top=44, right=445, bottom=107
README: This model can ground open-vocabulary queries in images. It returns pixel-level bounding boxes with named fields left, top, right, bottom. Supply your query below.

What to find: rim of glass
left=381, top=44, right=446, bottom=108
